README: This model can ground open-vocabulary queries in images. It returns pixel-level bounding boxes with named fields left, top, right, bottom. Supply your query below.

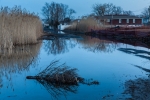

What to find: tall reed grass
left=0, top=6, right=43, bottom=50
left=64, top=17, right=107, bottom=32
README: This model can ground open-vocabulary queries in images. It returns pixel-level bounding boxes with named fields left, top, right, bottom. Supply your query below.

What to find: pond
left=0, top=34, right=150, bottom=100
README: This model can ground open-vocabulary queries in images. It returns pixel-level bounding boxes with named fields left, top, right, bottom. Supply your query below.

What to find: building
left=95, top=15, right=143, bottom=27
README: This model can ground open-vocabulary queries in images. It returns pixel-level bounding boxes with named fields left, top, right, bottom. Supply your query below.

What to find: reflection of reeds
left=78, top=36, right=119, bottom=53
left=0, top=43, right=41, bottom=75
left=64, top=17, right=106, bottom=32
left=0, top=6, right=42, bottom=50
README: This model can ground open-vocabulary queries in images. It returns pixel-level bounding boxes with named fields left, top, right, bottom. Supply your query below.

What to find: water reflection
left=0, top=43, right=41, bottom=78
left=133, top=65, right=150, bottom=73
left=44, top=38, right=76, bottom=55
left=124, top=65, right=150, bottom=100
left=37, top=79, right=78, bottom=99
left=43, top=35, right=120, bottom=54
left=124, top=78, right=150, bottom=100
left=78, top=36, right=119, bottom=53
left=118, top=48, right=150, bottom=60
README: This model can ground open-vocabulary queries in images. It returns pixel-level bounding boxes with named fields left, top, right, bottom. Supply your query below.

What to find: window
left=127, top=19, right=129, bottom=23
left=119, top=19, right=121, bottom=23
left=133, top=19, right=135, bottom=23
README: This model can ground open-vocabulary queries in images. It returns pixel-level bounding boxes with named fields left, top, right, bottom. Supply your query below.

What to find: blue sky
left=0, top=0, right=150, bottom=18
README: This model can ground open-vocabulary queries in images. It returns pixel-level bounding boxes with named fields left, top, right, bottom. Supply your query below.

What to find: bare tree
left=92, top=3, right=107, bottom=16
left=141, top=7, right=149, bottom=17
left=42, top=3, right=51, bottom=22
left=112, top=6, right=123, bottom=15
left=68, top=9, right=76, bottom=19
left=123, top=10, right=134, bottom=15
left=42, top=2, right=76, bottom=29
left=92, top=3, right=134, bottom=16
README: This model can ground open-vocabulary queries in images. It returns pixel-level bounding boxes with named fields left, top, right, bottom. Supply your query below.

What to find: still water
left=0, top=35, right=150, bottom=100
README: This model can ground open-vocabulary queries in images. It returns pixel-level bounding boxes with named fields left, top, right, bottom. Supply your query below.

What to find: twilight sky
left=0, top=0, right=150, bottom=18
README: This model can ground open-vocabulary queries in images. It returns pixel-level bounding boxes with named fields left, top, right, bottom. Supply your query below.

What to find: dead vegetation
left=0, top=6, right=43, bottom=51
left=64, top=16, right=106, bottom=32
left=27, top=60, right=83, bottom=85
left=26, top=60, right=99, bottom=98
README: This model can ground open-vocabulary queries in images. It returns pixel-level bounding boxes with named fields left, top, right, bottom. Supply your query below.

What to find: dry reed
left=64, top=17, right=106, bottom=32
left=0, top=6, right=43, bottom=50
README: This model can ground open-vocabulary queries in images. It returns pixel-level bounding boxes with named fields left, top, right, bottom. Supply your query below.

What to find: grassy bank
left=64, top=17, right=106, bottom=32
left=0, top=6, right=43, bottom=50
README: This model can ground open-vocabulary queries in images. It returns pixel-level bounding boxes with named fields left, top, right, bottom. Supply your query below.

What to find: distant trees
left=42, top=2, right=76, bottom=29
left=141, top=7, right=149, bottom=17
left=123, top=10, right=134, bottom=16
left=92, top=3, right=134, bottom=16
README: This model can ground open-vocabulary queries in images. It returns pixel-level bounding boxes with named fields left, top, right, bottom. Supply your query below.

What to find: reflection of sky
left=0, top=0, right=150, bottom=18
left=1, top=37, right=150, bottom=99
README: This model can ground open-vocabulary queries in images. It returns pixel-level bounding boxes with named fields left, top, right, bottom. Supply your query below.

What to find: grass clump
left=64, top=16, right=106, bottom=32
left=0, top=6, right=43, bottom=50
left=26, top=60, right=99, bottom=98
left=26, top=60, right=80, bottom=85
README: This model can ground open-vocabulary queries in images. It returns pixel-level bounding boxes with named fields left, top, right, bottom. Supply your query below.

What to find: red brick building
left=96, top=15, right=142, bottom=26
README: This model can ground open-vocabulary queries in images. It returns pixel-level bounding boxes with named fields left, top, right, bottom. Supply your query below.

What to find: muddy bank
left=85, top=27, right=150, bottom=48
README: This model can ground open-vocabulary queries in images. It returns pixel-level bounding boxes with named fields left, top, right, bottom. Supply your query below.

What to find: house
left=95, top=15, right=143, bottom=27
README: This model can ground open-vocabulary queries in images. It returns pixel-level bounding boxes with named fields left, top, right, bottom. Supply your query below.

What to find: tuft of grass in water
left=64, top=17, right=107, bottom=32
left=0, top=6, right=43, bottom=50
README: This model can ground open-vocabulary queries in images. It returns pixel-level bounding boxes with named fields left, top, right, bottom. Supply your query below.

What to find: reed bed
left=64, top=17, right=106, bottom=32
left=0, top=6, right=43, bottom=50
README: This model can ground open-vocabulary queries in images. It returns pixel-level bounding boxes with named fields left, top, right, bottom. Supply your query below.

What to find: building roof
left=95, top=15, right=142, bottom=19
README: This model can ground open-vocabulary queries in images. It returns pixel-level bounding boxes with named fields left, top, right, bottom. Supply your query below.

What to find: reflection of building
left=95, top=15, right=143, bottom=27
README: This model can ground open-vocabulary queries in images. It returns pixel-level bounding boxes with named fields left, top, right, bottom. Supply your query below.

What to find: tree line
left=42, top=2, right=150, bottom=29
left=92, top=3, right=134, bottom=16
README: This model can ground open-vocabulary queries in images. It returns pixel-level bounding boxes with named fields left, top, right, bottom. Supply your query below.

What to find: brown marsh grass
left=0, top=6, right=43, bottom=50
left=64, top=17, right=107, bottom=32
